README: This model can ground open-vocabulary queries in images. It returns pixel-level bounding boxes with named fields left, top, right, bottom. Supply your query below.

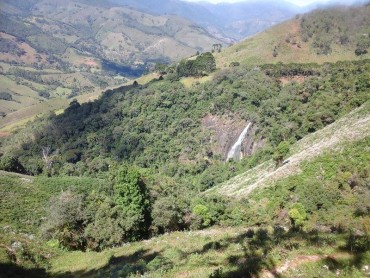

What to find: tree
left=288, top=203, right=307, bottom=228
left=273, top=141, right=290, bottom=167
left=42, top=190, right=85, bottom=250
left=84, top=194, right=124, bottom=250
left=112, top=165, right=151, bottom=241
left=151, top=195, right=183, bottom=234
left=41, top=146, right=59, bottom=176
left=0, top=155, right=26, bottom=174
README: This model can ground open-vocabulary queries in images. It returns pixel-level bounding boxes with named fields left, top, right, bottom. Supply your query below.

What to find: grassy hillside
left=0, top=0, right=223, bottom=130
left=1, top=134, right=369, bottom=277
left=209, top=101, right=370, bottom=197
left=215, top=5, right=370, bottom=68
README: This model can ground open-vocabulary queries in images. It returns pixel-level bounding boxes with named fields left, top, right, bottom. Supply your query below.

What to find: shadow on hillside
left=2, top=229, right=368, bottom=278
left=55, top=248, right=159, bottom=278
left=0, top=263, right=48, bottom=278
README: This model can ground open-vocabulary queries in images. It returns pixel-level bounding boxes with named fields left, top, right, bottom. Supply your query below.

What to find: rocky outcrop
left=201, top=114, right=263, bottom=161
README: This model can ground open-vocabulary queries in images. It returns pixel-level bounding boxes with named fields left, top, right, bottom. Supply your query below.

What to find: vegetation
left=176, top=52, right=216, bottom=78
left=215, top=6, right=370, bottom=68
left=0, top=4, right=369, bottom=277
left=2, top=60, right=368, bottom=179
left=300, top=6, right=370, bottom=55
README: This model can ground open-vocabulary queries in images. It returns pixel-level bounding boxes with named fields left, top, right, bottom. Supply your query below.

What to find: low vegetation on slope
left=211, top=102, right=370, bottom=197
left=215, top=5, right=370, bottom=67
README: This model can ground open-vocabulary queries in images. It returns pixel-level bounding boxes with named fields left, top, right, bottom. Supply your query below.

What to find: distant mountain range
left=110, top=0, right=304, bottom=41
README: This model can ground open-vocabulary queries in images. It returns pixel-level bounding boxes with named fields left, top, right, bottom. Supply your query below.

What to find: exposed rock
left=201, top=114, right=264, bottom=160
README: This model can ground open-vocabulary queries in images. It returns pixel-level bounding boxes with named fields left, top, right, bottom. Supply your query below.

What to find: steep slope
left=1, top=5, right=370, bottom=277
left=111, top=0, right=302, bottom=41
left=215, top=5, right=370, bottom=67
left=0, top=0, right=222, bottom=129
left=1, top=0, right=221, bottom=70
left=208, top=101, right=370, bottom=197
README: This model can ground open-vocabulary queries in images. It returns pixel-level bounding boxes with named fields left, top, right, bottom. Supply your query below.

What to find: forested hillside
left=0, top=0, right=222, bottom=129
left=0, top=3, right=369, bottom=278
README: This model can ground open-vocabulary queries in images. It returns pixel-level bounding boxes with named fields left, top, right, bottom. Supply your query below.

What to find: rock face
left=201, top=114, right=263, bottom=161
left=227, top=123, right=252, bottom=161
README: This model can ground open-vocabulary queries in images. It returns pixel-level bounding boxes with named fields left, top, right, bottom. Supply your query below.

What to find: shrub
left=0, top=92, right=12, bottom=101
left=289, top=203, right=307, bottom=227
left=192, top=204, right=212, bottom=228
left=0, top=156, right=26, bottom=174
left=42, top=190, right=86, bottom=250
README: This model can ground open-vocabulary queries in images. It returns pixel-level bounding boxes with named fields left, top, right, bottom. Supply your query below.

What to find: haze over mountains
left=110, top=0, right=303, bottom=41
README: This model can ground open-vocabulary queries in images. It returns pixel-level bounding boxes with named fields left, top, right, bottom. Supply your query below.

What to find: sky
left=183, top=0, right=335, bottom=7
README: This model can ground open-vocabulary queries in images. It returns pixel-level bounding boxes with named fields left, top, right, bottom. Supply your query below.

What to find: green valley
left=0, top=2, right=369, bottom=278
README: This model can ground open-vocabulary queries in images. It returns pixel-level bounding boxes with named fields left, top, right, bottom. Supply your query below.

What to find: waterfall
left=226, top=123, right=252, bottom=161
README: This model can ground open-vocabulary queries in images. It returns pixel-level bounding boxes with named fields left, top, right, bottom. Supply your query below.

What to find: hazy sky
left=183, top=0, right=332, bottom=6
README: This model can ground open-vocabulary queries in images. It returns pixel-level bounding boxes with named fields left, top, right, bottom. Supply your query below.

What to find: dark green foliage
left=273, top=141, right=290, bottom=167
left=1, top=60, right=369, bottom=253
left=151, top=195, right=185, bottom=233
left=0, top=92, right=13, bottom=101
left=84, top=193, right=124, bottom=250
left=39, top=165, right=152, bottom=251
left=355, top=48, right=368, bottom=56
left=3, top=60, right=369, bottom=189
left=229, top=61, right=240, bottom=67
left=176, top=52, right=216, bottom=77
left=111, top=165, right=151, bottom=241
left=42, top=190, right=85, bottom=250
left=250, top=138, right=370, bottom=231
left=0, top=156, right=26, bottom=174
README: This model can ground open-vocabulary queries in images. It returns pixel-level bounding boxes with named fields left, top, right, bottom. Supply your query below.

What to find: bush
left=0, top=92, right=12, bottom=101
left=289, top=203, right=307, bottom=227
left=42, top=190, right=86, bottom=250
left=273, top=141, right=290, bottom=167
left=176, top=52, right=216, bottom=77
left=0, top=156, right=26, bottom=174
left=192, top=204, right=212, bottom=228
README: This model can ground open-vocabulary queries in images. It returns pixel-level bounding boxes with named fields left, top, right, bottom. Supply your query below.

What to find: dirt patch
left=84, top=59, right=99, bottom=67
left=0, top=131, right=10, bottom=137
left=279, top=75, right=307, bottom=85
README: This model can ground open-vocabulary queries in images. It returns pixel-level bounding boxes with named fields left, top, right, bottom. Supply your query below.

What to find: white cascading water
left=226, top=123, right=252, bottom=161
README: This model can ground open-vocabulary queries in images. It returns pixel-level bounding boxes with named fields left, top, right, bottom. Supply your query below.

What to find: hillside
left=209, top=101, right=370, bottom=197
left=215, top=5, right=370, bottom=67
left=111, top=0, right=302, bottom=41
left=0, top=4, right=369, bottom=277
left=0, top=0, right=222, bottom=128
left=0, top=108, right=369, bottom=277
